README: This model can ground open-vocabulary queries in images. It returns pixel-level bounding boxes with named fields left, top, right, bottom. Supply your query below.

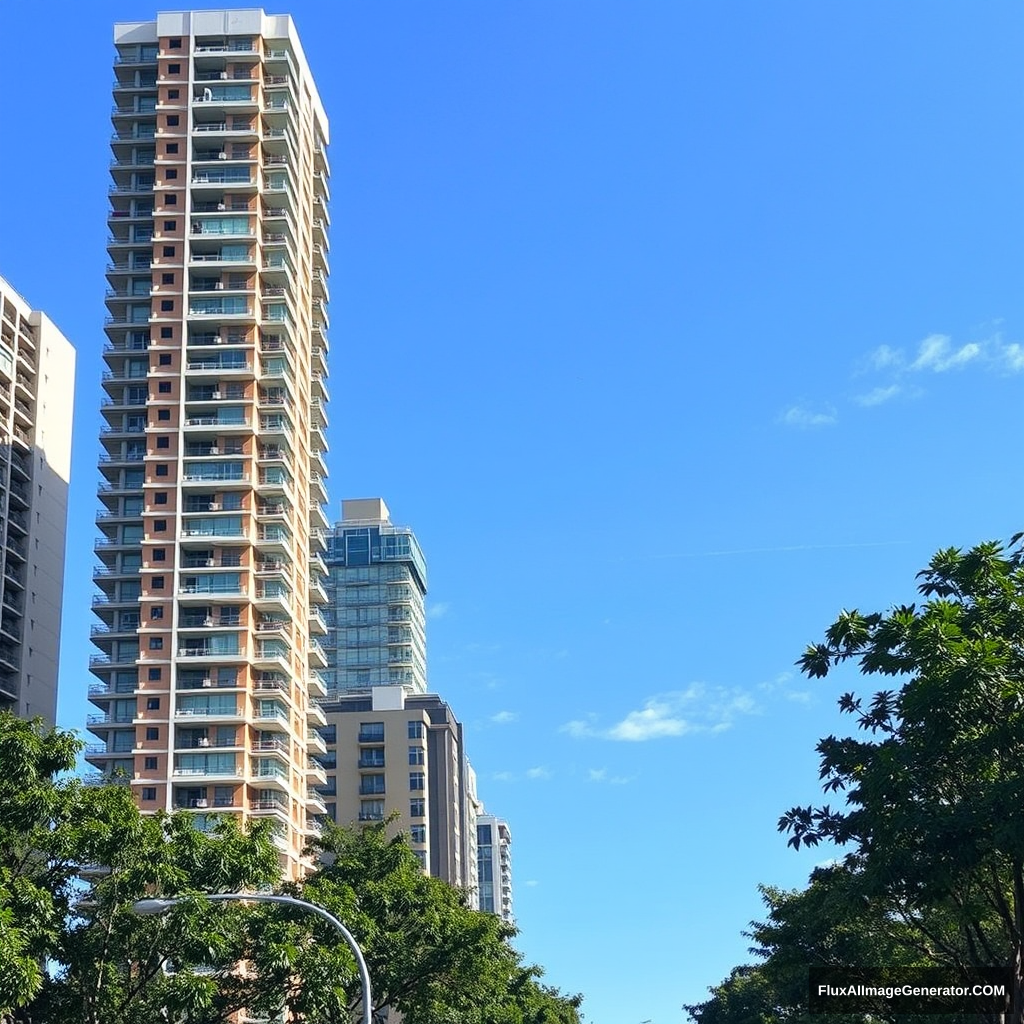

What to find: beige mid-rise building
left=86, top=9, right=331, bottom=876
left=0, top=276, right=75, bottom=725
left=322, top=686, right=475, bottom=887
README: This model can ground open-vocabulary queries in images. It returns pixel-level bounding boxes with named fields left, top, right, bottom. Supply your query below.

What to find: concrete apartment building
left=323, top=498, right=427, bottom=695
left=477, top=814, right=513, bottom=922
left=0, top=276, right=75, bottom=725
left=86, top=9, right=331, bottom=876
left=322, top=685, right=473, bottom=886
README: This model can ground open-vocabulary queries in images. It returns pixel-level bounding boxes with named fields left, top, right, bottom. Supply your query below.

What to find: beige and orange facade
left=87, top=9, right=331, bottom=877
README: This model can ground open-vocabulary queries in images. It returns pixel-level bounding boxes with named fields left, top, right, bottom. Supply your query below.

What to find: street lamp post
left=131, top=893, right=372, bottom=1024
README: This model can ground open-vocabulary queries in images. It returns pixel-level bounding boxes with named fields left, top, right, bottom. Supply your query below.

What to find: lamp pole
left=132, top=893, right=372, bottom=1024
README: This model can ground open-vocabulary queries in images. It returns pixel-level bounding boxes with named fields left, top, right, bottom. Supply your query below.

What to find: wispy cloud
left=910, top=334, right=981, bottom=372
left=587, top=768, right=634, bottom=785
left=426, top=601, right=450, bottom=620
left=854, top=383, right=901, bottom=407
left=778, top=404, right=838, bottom=429
left=490, top=710, right=518, bottom=725
left=493, top=771, right=516, bottom=782
left=563, top=684, right=758, bottom=742
left=493, top=765, right=552, bottom=782
left=525, top=765, right=552, bottom=780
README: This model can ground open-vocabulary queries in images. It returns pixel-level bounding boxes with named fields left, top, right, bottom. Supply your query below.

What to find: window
left=145, top=727, right=159, bottom=740
left=160, top=300, right=173, bottom=311
left=359, top=799, right=384, bottom=822
left=360, top=774, right=385, bottom=795
left=408, top=746, right=424, bottom=766
left=153, top=551, right=167, bottom=565
left=408, top=720, right=424, bottom=739
left=158, top=353, right=172, bottom=366
left=410, top=824, right=426, bottom=844
left=156, top=465, right=169, bottom=476
left=166, top=143, right=178, bottom=154
left=152, top=576, right=165, bottom=589
left=165, top=194, right=178, bottom=205
left=163, top=246, right=175, bottom=258
left=149, top=637, right=163, bottom=650
left=359, top=722, right=385, bottom=742
left=154, top=492, right=168, bottom=505
left=409, top=772, right=425, bottom=791
left=166, top=115, right=180, bottom=127
left=163, top=221, right=176, bottom=231
left=169, top=37, right=182, bottom=49
left=166, top=168, right=178, bottom=180
left=161, top=273, right=174, bottom=285
left=148, top=667, right=162, bottom=681
left=156, top=437, right=170, bottom=449
left=168, top=63, right=181, bottom=73
left=167, top=88, right=180, bottom=99
left=152, top=606, right=164, bottom=620
left=158, top=381, right=172, bottom=393
left=154, top=519, right=167, bottom=532
left=158, top=408, right=171, bottom=420
left=410, top=798, right=425, bottom=817
left=142, top=787, right=157, bottom=801
left=147, top=697, right=161, bottom=710
left=144, top=757, right=158, bottom=770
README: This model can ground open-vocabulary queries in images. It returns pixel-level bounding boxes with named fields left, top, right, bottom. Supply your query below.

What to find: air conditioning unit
left=209, top=447, right=219, bottom=456
left=205, top=561, right=215, bottom=569
left=219, top=72, right=228, bottom=80
left=217, top=152, right=228, bottom=160
left=209, top=502, right=221, bottom=511
left=195, top=798, right=209, bottom=808
left=204, top=614, right=215, bottom=624
left=211, top=391, right=222, bottom=400
left=216, top=203, right=226, bottom=212
left=201, top=677, right=213, bottom=687
left=215, top=337, right=225, bottom=344
left=215, top=281, right=225, bottom=290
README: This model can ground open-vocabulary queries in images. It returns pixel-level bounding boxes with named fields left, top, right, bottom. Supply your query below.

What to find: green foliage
left=0, top=715, right=581, bottom=1024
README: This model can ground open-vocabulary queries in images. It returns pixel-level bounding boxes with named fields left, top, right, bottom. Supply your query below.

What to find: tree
left=778, top=537, right=1024, bottom=1024
left=255, top=820, right=584, bottom=1024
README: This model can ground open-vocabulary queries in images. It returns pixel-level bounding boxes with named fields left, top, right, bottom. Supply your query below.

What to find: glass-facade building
left=323, top=498, right=427, bottom=694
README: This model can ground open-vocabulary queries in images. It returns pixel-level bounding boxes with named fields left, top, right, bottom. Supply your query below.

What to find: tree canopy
left=0, top=713, right=582, bottom=1024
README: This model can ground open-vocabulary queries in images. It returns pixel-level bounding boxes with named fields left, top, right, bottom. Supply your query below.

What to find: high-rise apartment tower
left=0, top=276, right=75, bottom=725
left=476, top=815, right=513, bottom=922
left=87, top=9, right=331, bottom=876
left=324, top=499, right=427, bottom=695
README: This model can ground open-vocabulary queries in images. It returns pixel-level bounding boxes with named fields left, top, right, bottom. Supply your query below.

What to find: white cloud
left=563, top=684, right=758, bottom=742
left=854, top=384, right=901, bottom=407
left=426, top=601, right=450, bottom=620
left=778, top=405, right=838, bottom=429
left=524, top=879, right=540, bottom=887
left=490, top=710, right=518, bottom=725
left=910, top=334, right=980, bottom=372
left=867, top=344, right=903, bottom=371
left=999, top=342, right=1024, bottom=373
left=526, top=766, right=552, bottom=780
left=492, top=771, right=515, bottom=782
left=587, top=768, right=634, bottom=785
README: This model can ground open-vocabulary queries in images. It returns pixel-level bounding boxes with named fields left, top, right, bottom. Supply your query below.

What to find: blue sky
left=2, top=2, right=1024, bottom=1021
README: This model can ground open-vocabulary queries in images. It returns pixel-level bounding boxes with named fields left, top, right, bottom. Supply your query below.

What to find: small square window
left=155, top=465, right=169, bottom=477
left=154, top=493, right=168, bottom=505
left=409, top=746, right=424, bottom=766
left=147, top=697, right=161, bottom=710
left=161, top=273, right=174, bottom=285
left=166, top=143, right=178, bottom=154
left=160, top=300, right=173, bottom=311
left=167, top=88, right=180, bottom=100
left=146, top=727, right=159, bottom=741
left=169, top=38, right=182, bottom=49
left=162, top=246, right=175, bottom=258
left=409, top=772, right=425, bottom=791
left=160, top=326, right=173, bottom=338
left=166, top=115, right=180, bottom=127
left=148, top=667, right=162, bottom=681
left=163, top=221, right=176, bottom=231
left=166, top=168, right=178, bottom=180
left=158, top=381, right=172, bottom=393
left=152, top=548, right=166, bottom=561
left=153, top=519, right=167, bottom=531
left=410, top=798, right=425, bottom=818
left=408, top=720, right=424, bottom=739
left=165, top=194, right=178, bottom=206
left=156, top=437, right=170, bottom=449
left=149, top=637, right=163, bottom=650
left=141, top=787, right=157, bottom=801
left=144, top=757, right=158, bottom=770
left=157, top=409, right=171, bottom=420
left=152, top=575, right=165, bottom=589
left=151, top=606, right=164, bottom=620
left=168, top=62, right=181, bottom=73
left=158, top=353, right=172, bottom=366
